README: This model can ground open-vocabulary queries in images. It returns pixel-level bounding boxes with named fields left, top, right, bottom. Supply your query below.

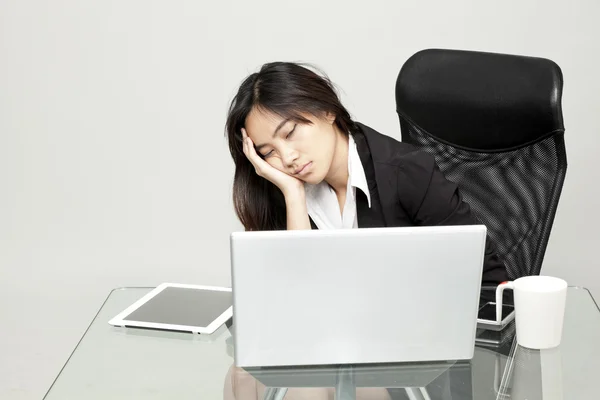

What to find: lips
left=294, top=162, right=312, bottom=175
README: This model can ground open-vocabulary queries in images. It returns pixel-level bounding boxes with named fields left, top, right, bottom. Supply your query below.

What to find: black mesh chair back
left=395, top=49, right=567, bottom=279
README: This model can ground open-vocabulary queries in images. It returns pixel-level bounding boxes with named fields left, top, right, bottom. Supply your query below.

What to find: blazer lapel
left=355, top=123, right=405, bottom=228
left=354, top=128, right=388, bottom=228
left=311, top=123, right=403, bottom=230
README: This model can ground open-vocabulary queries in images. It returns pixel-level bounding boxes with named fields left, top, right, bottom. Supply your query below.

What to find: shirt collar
left=348, top=134, right=372, bottom=208
left=304, top=134, right=372, bottom=208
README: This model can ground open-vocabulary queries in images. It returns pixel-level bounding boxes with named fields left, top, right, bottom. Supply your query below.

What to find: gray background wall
left=1, top=0, right=599, bottom=398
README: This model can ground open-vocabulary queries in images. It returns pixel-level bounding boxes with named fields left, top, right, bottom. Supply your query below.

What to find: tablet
left=108, top=283, right=233, bottom=334
left=476, top=301, right=515, bottom=331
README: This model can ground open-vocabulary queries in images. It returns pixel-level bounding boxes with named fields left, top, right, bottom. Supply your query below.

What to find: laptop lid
left=231, top=225, right=486, bottom=367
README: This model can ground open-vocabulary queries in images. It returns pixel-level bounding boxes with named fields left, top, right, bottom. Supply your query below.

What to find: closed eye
left=286, top=124, right=297, bottom=139
left=262, top=149, right=274, bottom=158
left=260, top=123, right=296, bottom=158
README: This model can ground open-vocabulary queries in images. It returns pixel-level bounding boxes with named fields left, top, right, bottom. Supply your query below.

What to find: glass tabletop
left=43, top=287, right=600, bottom=400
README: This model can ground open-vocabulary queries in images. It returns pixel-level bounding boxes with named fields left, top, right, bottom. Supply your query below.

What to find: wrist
left=284, top=191, right=306, bottom=206
left=281, top=182, right=305, bottom=200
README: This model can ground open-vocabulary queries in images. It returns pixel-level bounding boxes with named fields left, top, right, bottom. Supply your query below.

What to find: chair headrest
left=395, top=49, right=564, bottom=151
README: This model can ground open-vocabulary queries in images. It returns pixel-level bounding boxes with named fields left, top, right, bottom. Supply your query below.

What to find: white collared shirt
left=305, top=135, right=372, bottom=229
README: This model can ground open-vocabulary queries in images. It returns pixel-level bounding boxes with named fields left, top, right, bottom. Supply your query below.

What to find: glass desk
left=43, top=287, right=600, bottom=399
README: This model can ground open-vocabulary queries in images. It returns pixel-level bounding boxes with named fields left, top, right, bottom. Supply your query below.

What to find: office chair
left=395, top=49, right=567, bottom=279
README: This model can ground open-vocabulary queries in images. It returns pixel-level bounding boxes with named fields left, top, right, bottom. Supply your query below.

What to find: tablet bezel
left=476, top=301, right=516, bottom=331
left=108, top=283, right=233, bottom=334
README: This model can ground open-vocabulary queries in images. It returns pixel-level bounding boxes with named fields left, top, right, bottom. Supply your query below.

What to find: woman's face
left=244, top=107, right=341, bottom=185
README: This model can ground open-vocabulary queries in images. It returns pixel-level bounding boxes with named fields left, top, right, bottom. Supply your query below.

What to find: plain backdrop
left=1, top=0, right=599, bottom=398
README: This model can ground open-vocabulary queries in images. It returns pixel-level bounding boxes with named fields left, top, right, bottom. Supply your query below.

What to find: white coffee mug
left=496, top=276, right=567, bottom=349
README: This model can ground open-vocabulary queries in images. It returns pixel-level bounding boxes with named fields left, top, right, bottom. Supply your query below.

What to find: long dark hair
left=225, top=62, right=359, bottom=231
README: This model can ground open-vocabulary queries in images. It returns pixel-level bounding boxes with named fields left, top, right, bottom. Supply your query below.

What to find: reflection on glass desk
left=43, top=287, right=600, bottom=399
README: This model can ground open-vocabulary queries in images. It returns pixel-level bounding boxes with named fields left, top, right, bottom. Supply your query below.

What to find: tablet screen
left=124, top=287, right=232, bottom=327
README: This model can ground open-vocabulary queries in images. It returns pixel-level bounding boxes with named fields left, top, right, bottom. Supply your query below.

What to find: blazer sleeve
left=397, top=150, right=509, bottom=286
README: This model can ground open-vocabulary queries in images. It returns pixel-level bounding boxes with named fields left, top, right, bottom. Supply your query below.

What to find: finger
left=241, top=131, right=249, bottom=155
left=244, top=137, right=261, bottom=164
left=240, top=132, right=259, bottom=165
left=242, top=136, right=268, bottom=174
left=241, top=128, right=253, bottom=157
left=242, top=132, right=256, bottom=155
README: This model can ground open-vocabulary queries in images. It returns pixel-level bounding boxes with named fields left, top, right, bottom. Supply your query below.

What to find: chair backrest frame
left=395, top=49, right=567, bottom=278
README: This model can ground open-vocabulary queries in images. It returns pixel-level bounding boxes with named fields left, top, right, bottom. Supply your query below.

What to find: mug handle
left=495, top=281, right=514, bottom=322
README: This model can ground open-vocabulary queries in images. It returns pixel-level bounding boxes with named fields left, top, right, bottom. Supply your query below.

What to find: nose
left=281, top=146, right=299, bottom=168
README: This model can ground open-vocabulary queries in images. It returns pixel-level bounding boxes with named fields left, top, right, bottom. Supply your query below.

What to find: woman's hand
left=242, top=128, right=310, bottom=230
left=242, top=128, right=304, bottom=196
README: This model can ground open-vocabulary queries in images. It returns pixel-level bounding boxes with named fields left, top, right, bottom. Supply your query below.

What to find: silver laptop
left=230, top=225, right=486, bottom=367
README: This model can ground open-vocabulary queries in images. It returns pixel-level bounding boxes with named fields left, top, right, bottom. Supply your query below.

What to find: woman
left=226, top=61, right=508, bottom=285
left=223, top=61, right=508, bottom=400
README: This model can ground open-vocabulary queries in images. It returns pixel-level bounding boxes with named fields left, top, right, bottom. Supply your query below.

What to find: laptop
left=230, top=225, right=486, bottom=367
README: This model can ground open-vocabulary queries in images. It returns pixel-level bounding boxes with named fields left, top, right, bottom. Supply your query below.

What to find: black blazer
left=311, top=123, right=508, bottom=286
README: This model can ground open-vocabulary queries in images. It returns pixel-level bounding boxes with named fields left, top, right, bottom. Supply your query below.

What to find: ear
left=324, top=112, right=336, bottom=125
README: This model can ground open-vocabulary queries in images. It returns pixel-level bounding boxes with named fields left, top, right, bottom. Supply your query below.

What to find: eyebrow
left=254, top=118, right=292, bottom=152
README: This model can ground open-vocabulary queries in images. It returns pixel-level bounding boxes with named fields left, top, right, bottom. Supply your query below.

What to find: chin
left=303, top=173, right=326, bottom=186
left=302, top=178, right=319, bottom=185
